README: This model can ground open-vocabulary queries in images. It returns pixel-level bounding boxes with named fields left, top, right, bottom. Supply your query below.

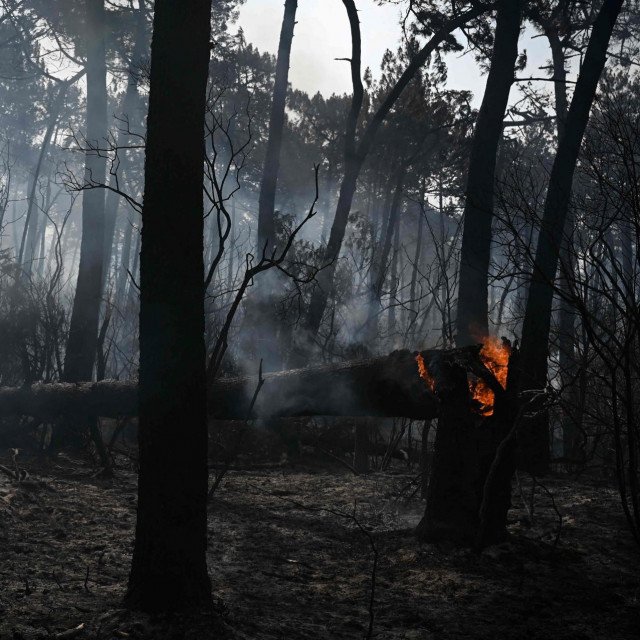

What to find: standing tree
left=518, top=0, right=625, bottom=471
left=63, top=0, right=108, bottom=383
left=257, top=0, right=298, bottom=250
left=124, top=0, right=213, bottom=612
left=455, top=0, right=523, bottom=346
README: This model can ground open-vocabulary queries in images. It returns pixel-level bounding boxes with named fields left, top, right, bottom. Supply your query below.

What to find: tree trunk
left=420, top=420, right=432, bottom=499
left=0, top=350, right=441, bottom=422
left=456, top=0, right=522, bottom=346
left=124, top=0, right=213, bottom=612
left=416, top=345, right=519, bottom=548
left=18, top=79, right=75, bottom=274
left=114, top=212, right=134, bottom=308
left=518, top=0, right=624, bottom=472
left=547, top=27, right=579, bottom=463
left=408, top=180, right=425, bottom=341
left=101, top=4, right=147, bottom=295
left=388, top=212, right=401, bottom=343
left=257, top=0, right=298, bottom=250
left=63, top=0, right=108, bottom=383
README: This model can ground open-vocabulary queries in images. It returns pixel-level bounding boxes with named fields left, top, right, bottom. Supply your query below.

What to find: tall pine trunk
left=455, top=0, right=522, bottom=346
left=518, top=0, right=624, bottom=471
left=124, top=0, right=213, bottom=612
left=63, top=0, right=108, bottom=383
left=257, top=0, right=298, bottom=250
left=101, top=1, right=147, bottom=295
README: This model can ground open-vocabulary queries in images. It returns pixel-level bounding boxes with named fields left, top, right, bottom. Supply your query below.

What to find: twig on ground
left=534, top=476, right=563, bottom=552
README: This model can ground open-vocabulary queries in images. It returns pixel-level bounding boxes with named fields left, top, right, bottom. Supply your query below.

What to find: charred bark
left=124, top=0, right=213, bottom=613
left=257, top=0, right=298, bottom=250
left=0, top=351, right=438, bottom=422
left=64, top=0, right=108, bottom=383
left=518, top=0, right=624, bottom=472
left=456, top=0, right=522, bottom=346
left=416, top=345, right=520, bottom=548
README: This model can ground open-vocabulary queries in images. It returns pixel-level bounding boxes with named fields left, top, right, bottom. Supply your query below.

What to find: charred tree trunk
left=416, top=358, right=479, bottom=544
left=64, top=0, right=108, bottom=383
left=416, top=344, right=519, bottom=548
left=548, top=27, right=579, bottom=464
left=257, top=0, right=298, bottom=250
left=455, top=0, right=522, bottom=346
left=420, top=420, right=432, bottom=499
left=518, top=0, right=624, bottom=472
left=0, top=351, right=439, bottom=422
left=388, top=213, right=401, bottom=343
left=408, top=180, right=425, bottom=341
left=124, top=0, right=213, bottom=613
left=101, top=1, right=147, bottom=296
left=18, top=78, right=77, bottom=274
left=244, top=0, right=297, bottom=373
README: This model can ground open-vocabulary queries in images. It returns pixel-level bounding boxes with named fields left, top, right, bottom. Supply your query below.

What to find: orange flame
left=468, top=336, right=511, bottom=416
left=415, top=353, right=435, bottom=391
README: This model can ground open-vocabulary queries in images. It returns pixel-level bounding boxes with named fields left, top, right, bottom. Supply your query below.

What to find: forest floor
left=0, top=450, right=638, bottom=640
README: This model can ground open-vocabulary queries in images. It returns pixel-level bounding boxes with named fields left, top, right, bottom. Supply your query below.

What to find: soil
left=0, top=450, right=638, bottom=640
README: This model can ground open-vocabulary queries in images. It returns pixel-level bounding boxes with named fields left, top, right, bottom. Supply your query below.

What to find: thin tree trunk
left=115, top=213, right=134, bottom=307
left=63, top=0, right=108, bottom=383
left=374, top=165, right=406, bottom=300
left=388, top=212, right=401, bottom=344
left=548, top=27, right=578, bottom=462
left=456, top=0, right=522, bottom=346
left=124, top=0, right=213, bottom=613
left=257, top=0, right=298, bottom=250
left=408, top=179, right=426, bottom=341
left=101, top=4, right=147, bottom=295
left=518, top=0, right=624, bottom=471
left=127, top=224, right=141, bottom=307
left=17, top=70, right=79, bottom=275
left=17, top=75, right=80, bottom=273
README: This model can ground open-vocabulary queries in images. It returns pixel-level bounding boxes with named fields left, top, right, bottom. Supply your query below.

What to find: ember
left=468, top=336, right=510, bottom=416
left=415, top=353, right=435, bottom=391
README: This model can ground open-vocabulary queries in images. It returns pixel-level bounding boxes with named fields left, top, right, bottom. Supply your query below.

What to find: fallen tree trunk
left=0, top=350, right=447, bottom=421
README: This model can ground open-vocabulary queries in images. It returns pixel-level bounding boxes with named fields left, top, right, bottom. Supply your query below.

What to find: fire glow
left=415, top=353, right=435, bottom=391
left=469, top=336, right=511, bottom=416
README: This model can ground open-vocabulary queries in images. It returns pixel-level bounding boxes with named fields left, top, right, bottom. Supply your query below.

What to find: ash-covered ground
left=0, top=450, right=638, bottom=639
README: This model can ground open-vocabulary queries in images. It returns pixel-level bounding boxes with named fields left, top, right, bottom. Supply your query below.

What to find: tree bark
left=518, top=0, right=624, bottom=472
left=0, top=350, right=440, bottom=422
left=456, top=0, right=522, bottom=346
left=124, top=0, right=213, bottom=612
left=101, top=1, right=147, bottom=295
left=17, top=75, right=80, bottom=274
left=416, top=344, right=519, bottom=548
left=63, top=0, right=108, bottom=383
left=257, top=0, right=298, bottom=250
left=547, top=27, right=579, bottom=462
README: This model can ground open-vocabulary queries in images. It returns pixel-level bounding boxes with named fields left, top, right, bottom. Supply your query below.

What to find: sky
left=237, top=0, right=556, bottom=105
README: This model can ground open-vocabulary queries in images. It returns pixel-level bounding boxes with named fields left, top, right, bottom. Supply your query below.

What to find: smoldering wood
left=0, top=347, right=505, bottom=424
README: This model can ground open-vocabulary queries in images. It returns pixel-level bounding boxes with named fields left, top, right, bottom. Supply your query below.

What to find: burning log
left=0, top=350, right=443, bottom=421
left=0, top=346, right=511, bottom=423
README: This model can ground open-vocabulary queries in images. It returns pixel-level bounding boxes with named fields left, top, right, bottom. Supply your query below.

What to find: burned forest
left=0, top=0, right=640, bottom=638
